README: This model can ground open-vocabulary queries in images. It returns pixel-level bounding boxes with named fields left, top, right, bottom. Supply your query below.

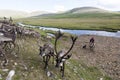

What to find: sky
left=0, top=0, right=120, bottom=12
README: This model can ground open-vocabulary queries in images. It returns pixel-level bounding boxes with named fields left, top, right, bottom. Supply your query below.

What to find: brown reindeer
left=54, top=30, right=77, bottom=77
left=39, top=43, right=55, bottom=69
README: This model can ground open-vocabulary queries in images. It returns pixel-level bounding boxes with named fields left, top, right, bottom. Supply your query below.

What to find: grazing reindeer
left=54, top=31, right=77, bottom=77
left=39, top=43, right=54, bottom=69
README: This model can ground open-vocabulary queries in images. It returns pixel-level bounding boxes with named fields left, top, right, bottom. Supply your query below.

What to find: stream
left=19, top=23, right=120, bottom=38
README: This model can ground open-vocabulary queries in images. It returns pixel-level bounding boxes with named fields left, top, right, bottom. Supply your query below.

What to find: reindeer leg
left=43, top=56, right=45, bottom=63
left=2, top=42, right=7, bottom=49
left=62, top=62, right=65, bottom=77
left=52, top=55, right=54, bottom=64
left=44, top=55, right=50, bottom=70
left=44, top=56, right=47, bottom=69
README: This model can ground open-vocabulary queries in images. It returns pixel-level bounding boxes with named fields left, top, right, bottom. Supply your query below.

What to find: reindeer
left=54, top=30, right=77, bottom=77
left=0, top=27, right=17, bottom=53
left=39, top=43, right=55, bottom=69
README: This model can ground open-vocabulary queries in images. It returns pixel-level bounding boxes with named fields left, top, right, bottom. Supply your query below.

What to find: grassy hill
left=32, top=7, right=120, bottom=19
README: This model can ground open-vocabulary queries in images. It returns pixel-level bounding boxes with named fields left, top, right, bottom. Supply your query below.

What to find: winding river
left=19, top=23, right=120, bottom=38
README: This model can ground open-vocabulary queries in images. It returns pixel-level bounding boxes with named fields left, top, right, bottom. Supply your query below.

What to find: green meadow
left=16, top=18, right=120, bottom=32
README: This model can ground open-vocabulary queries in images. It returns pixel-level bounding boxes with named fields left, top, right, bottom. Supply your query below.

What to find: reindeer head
left=54, top=31, right=77, bottom=67
left=39, top=44, right=53, bottom=57
left=39, top=44, right=47, bottom=57
left=39, top=46, right=45, bottom=56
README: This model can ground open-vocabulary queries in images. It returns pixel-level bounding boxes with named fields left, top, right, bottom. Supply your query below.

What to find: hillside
left=33, top=7, right=120, bottom=19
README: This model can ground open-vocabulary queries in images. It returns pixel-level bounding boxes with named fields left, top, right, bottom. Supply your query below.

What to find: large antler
left=54, top=30, right=64, bottom=55
left=61, top=35, right=78, bottom=58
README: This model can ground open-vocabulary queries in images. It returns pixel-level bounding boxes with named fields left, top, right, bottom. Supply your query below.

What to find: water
left=39, top=26, right=120, bottom=38
left=18, top=23, right=120, bottom=38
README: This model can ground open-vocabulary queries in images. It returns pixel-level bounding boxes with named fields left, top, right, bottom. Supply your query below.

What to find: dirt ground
left=72, top=35, right=120, bottom=80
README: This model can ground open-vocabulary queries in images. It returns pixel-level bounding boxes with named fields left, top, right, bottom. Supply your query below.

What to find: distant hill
left=0, top=10, right=49, bottom=18
left=33, top=7, right=120, bottom=19
left=66, top=7, right=111, bottom=14
left=28, top=11, right=49, bottom=17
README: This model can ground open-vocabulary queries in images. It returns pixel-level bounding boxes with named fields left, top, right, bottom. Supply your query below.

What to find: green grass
left=15, top=18, right=120, bottom=32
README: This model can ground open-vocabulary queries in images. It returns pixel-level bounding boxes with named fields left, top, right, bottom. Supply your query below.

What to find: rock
left=47, top=71, right=51, bottom=77
left=23, top=65, right=28, bottom=70
left=31, top=66, right=34, bottom=69
left=22, top=73, right=27, bottom=77
left=10, top=60, right=14, bottom=62
left=80, top=78, right=84, bottom=80
left=46, top=71, right=54, bottom=78
left=14, top=62, right=18, bottom=66
left=2, top=69, right=9, bottom=72
left=100, top=78, right=103, bottom=80
left=6, top=70, right=15, bottom=80
left=0, top=74, right=2, bottom=79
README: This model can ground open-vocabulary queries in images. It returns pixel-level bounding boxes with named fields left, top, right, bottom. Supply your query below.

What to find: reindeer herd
left=0, top=17, right=40, bottom=67
left=0, top=17, right=78, bottom=78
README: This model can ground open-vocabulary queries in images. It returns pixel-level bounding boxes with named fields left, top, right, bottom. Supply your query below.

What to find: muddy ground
left=72, top=35, right=120, bottom=80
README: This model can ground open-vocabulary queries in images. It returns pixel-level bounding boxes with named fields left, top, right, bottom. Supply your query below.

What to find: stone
left=80, top=78, right=84, bottom=80
left=2, top=69, right=9, bottom=72
left=14, top=62, right=18, bottom=66
left=6, top=70, right=15, bottom=80
left=100, top=78, right=103, bottom=80
left=0, top=74, right=2, bottom=79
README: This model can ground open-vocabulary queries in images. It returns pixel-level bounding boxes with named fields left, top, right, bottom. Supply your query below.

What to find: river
left=19, top=23, right=120, bottom=38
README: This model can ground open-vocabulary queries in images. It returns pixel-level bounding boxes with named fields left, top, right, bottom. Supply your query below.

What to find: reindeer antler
left=54, top=30, right=64, bottom=55
left=55, top=30, right=63, bottom=39
left=71, top=35, right=78, bottom=44
left=61, top=35, right=78, bottom=58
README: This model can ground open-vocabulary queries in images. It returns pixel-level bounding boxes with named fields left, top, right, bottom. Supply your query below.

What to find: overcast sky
left=0, top=0, right=120, bottom=12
